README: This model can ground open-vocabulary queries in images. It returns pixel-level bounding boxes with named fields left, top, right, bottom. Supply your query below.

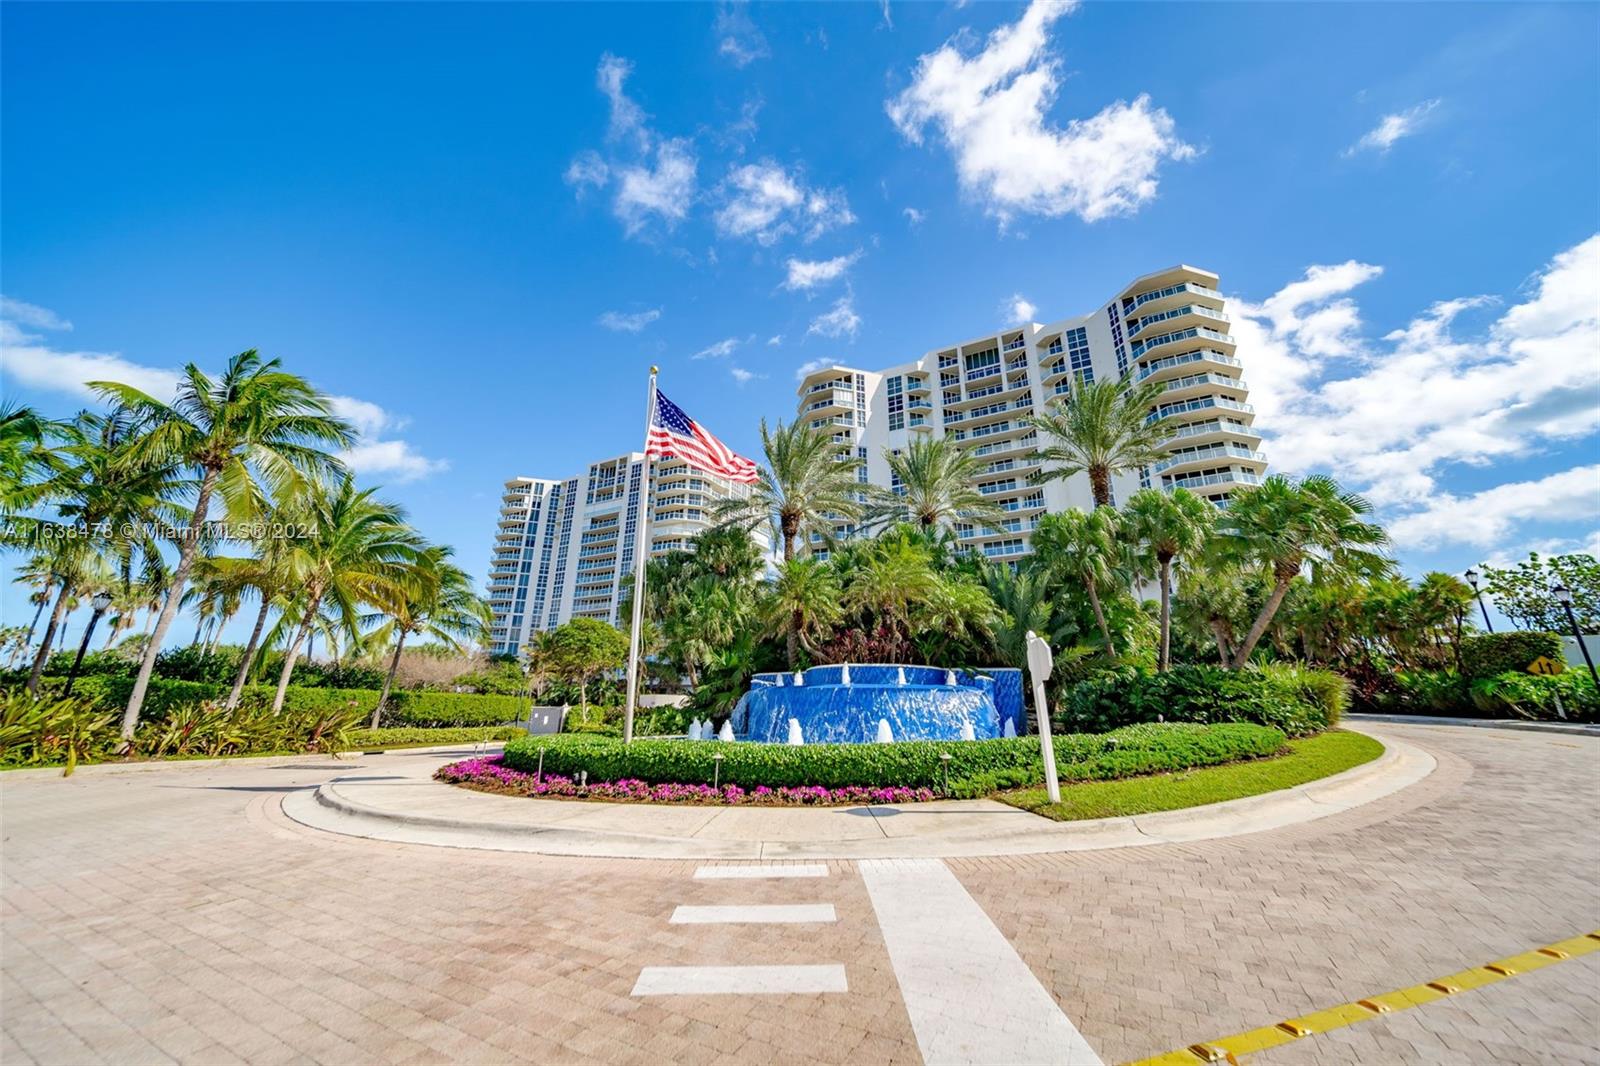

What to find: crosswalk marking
left=670, top=903, right=837, bottom=924
left=632, top=965, right=849, bottom=996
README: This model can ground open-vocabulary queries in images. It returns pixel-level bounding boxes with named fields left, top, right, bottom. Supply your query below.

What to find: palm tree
left=1122, top=488, right=1214, bottom=671
left=215, top=491, right=309, bottom=709
left=867, top=435, right=1008, bottom=534
left=765, top=558, right=844, bottom=669
left=1174, top=560, right=1248, bottom=664
left=266, top=475, right=417, bottom=714
left=0, top=403, right=63, bottom=543
left=1027, top=376, right=1169, bottom=507
left=93, top=352, right=354, bottom=740
left=1218, top=474, right=1390, bottom=669
left=363, top=545, right=489, bottom=728
left=713, top=418, right=862, bottom=561
left=843, top=538, right=939, bottom=642
left=1030, top=507, right=1122, bottom=656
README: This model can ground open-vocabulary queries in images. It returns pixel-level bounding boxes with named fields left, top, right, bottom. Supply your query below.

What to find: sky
left=3, top=0, right=1598, bottom=644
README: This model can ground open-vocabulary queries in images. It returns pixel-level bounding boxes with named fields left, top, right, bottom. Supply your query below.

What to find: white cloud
left=879, top=0, right=893, bottom=28
left=715, top=3, right=769, bottom=67
left=564, top=150, right=609, bottom=192
left=1388, top=466, right=1600, bottom=549
left=613, top=139, right=698, bottom=236
left=794, top=358, right=835, bottom=381
left=1001, top=293, right=1037, bottom=323
left=1, top=296, right=72, bottom=332
left=1345, top=99, right=1441, bottom=156
left=714, top=161, right=854, bottom=245
left=1243, top=233, right=1600, bottom=550
left=783, top=251, right=861, bottom=292
left=807, top=295, right=861, bottom=340
left=0, top=303, right=448, bottom=483
left=767, top=334, right=784, bottom=347
left=902, top=206, right=925, bottom=227
left=597, top=53, right=649, bottom=149
left=598, top=308, right=662, bottom=333
left=729, top=366, right=761, bottom=386
left=886, top=0, right=1193, bottom=226
left=691, top=336, right=742, bottom=360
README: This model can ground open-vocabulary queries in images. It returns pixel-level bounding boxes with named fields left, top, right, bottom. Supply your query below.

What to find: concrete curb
left=0, top=742, right=505, bottom=781
left=1347, top=713, right=1600, bottom=738
left=280, top=726, right=1439, bottom=860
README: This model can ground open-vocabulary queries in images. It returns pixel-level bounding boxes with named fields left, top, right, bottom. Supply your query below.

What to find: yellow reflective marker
left=1122, top=930, right=1600, bottom=1066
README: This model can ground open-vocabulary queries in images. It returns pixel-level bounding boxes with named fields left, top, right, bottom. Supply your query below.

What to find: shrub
left=1386, top=670, right=1472, bottom=715
left=1469, top=671, right=1598, bottom=722
left=1054, top=665, right=1338, bottom=738
left=0, top=691, right=116, bottom=774
left=348, top=726, right=525, bottom=749
left=499, top=722, right=1286, bottom=793
left=1459, top=632, right=1563, bottom=680
left=384, top=691, right=525, bottom=728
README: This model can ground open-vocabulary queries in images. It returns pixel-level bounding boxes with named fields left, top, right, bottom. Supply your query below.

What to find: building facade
left=794, top=264, right=1265, bottom=562
left=485, top=454, right=760, bottom=656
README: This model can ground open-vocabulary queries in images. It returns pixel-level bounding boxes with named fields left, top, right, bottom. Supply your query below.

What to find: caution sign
left=1527, top=655, right=1565, bottom=676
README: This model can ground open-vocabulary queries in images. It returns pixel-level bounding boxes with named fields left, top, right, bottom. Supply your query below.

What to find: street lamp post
left=1464, top=568, right=1494, bottom=633
left=65, top=592, right=114, bottom=696
left=1551, top=584, right=1599, bottom=690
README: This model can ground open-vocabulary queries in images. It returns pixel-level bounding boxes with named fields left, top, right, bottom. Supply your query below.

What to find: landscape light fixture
left=64, top=591, right=115, bottom=696
left=1551, top=584, right=1599, bottom=689
left=1465, top=568, right=1494, bottom=632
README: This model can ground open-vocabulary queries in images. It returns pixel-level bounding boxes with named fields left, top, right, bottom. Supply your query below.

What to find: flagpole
left=622, top=366, right=658, bottom=745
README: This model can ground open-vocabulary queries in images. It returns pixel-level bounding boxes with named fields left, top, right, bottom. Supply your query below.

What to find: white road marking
left=694, top=863, right=830, bottom=879
left=669, top=903, right=837, bottom=924
left=859, top=858, right=1103, bottom=1065
left=632, top=964, right=848, bottom=995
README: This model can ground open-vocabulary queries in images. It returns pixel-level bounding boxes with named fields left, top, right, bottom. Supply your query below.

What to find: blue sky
left=3, top=0, right=1597, bottom=642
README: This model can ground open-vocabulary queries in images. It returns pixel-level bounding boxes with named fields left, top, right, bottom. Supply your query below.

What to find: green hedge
left=40, top=676, right=526, bottom=728
left=1459, top=632, right=1564, bottom=680
left=500, top=722, right=1286, bottom=793
left=1054, top=664, right=1344, bottom=738
left=347, top=726, right=525, bottom=749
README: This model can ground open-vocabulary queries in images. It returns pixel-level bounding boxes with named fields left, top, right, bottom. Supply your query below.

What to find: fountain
left=1003, top=718, right=1017, bottom=738
left=875, top=719, right=895, bottom=743
left=787, top=718, right=805, bottom=745
left=718, top=720, right=735, bottom=742
left=731, top=664, right=1026, bottom=744
left=687, top=719, right=702, bottom=741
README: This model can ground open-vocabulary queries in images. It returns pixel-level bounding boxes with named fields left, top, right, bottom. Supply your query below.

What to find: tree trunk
left=371, top=629, right=408, bottom=730
left=1088, top=465, right=1112, bottom=509
left=780, top=515, right=798, bottom=563
left=192, top=616, right=205, bottom=647
left=270, top=590, right=322, bottom=715
left=1209, top=620, right=1232, bottom=664
left=122, top=469, right=220, bottom=742
left=1157, top=557, right=1173, bottom=672
left=1230, top=574, right=1294, bottom=669
left=27, top=582, right=74, bottom=695
left=579, top=677, right=588, bottom=714
left=104, top=618, right=123, bottom=649
left=786, top=614, right=800, bottom=670
left=225, top=598, right=273, bottom=710
left=1085, top=579, right=1115, bottom=658
left=25, top=589, right=50, bottom=647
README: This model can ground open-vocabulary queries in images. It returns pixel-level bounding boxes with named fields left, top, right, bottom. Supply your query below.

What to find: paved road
left=2, top=723, right=1596, bottom=1065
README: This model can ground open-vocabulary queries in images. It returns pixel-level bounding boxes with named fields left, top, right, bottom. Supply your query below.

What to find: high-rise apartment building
left=485, top=454, right=762, bottom=656
left=794, top=264, right=1265, bottom=561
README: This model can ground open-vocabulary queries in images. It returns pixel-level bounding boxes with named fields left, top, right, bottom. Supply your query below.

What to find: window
left=886, top=375, right=905, bottom=431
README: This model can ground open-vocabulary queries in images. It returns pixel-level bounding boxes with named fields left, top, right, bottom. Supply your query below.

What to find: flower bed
left=436, top=755, right=937, bottom=806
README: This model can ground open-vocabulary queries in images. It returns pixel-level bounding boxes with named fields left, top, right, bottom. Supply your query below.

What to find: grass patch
left=1000, top=729, right=1382, bottom=822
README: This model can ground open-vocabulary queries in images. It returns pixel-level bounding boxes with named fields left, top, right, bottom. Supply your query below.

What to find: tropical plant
left=362, top=544, right=489, bottom=728
left=1216, top=474, right=1390, bottom=669
left=713, top=418, right=862, bottom=561
left=765, top=557, right=844, bottom=669
left=867, top=435, right=1008, bottom=534
left=1026, top=376, right=1169, bottom=507
left=539, top=617, right=629, bottom=713
left=91, top=351, right=355, bottom=740
left=1030, top=507, right=1124, bottom=655
left=1122, top=487, right=1214, bottom=671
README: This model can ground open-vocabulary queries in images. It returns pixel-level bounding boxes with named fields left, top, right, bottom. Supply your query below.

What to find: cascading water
left=735, top=665, right=1026, bottom=744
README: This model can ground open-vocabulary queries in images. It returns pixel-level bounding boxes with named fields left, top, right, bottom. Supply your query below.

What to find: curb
left=0, top=742, right=506, bottom=781
left=279, top=726, right=1437, bottom=860
left=1347, top=713, right=1600, bottom=739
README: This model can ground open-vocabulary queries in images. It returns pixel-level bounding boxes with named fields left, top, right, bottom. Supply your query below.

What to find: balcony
left=1165, top=418, right=1263, bottom=446
left=802, top=388, right=854, bottom=416
left=1126, top=280, right=1224, bottom=315
left=1152, top=444, right=1268, bottom=476
left=1131, top=326, right=1236, bottom=360
left=1163, top=469, right=1263, bottom=493
left=906, top=376, right=931, bottom=396
left=1128, top=303, right=1228, bottom=341
left=1148, top=396, right=1255, bottom=425
left=1160, top=372, right=1250, bottom=402
left=1135, top=348, right=1241, bottom=383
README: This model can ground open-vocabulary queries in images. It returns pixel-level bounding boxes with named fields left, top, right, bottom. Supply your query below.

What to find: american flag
left=645, top=388, right=760, bottom=484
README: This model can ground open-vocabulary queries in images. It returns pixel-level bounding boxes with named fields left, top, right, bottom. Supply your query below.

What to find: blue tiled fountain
left=728, top=664, right=1026, bottom=744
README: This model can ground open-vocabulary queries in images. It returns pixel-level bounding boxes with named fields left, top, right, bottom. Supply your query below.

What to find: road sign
left=1527, top=655, right=1564, bottom=676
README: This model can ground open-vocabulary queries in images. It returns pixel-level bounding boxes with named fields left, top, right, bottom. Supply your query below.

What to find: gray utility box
left=524, top=705, right=568, bottom=735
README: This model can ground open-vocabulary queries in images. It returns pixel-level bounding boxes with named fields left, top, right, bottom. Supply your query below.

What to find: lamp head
left=1552, top=583, right=1573, bottom=607
left=92, top=591, right=113, bottom=612
left=1464, top=568, right=1478, bottom=587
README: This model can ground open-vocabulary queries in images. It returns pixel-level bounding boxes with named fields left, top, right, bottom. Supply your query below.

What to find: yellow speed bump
left=1124, top=929, right=1600, bottom=1066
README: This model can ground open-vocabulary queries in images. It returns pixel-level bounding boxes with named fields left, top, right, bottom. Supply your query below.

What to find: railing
left=1164, top=469, right=1263, bottom=491
left=1128, top=280, right=1222, bottom=311
left=1003, top=338, right=1026, bottom=351
left=1129, top=303, right=1227, bottom=336
left=1135, top=349, right=1240, bottom=381
left=1131, top=327, right=1235, bottom=359
left=1163, top=372, right=1248, bottom=393
left=1152, top=444, right=1266, bottom=474
left=1166, top=418, right=1257, bottom=442
left=1148, top=396, right=1254, bottom=423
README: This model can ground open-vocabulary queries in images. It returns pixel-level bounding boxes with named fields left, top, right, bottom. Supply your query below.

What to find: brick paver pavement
left=2, top=724, right=1597, bottom=1065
